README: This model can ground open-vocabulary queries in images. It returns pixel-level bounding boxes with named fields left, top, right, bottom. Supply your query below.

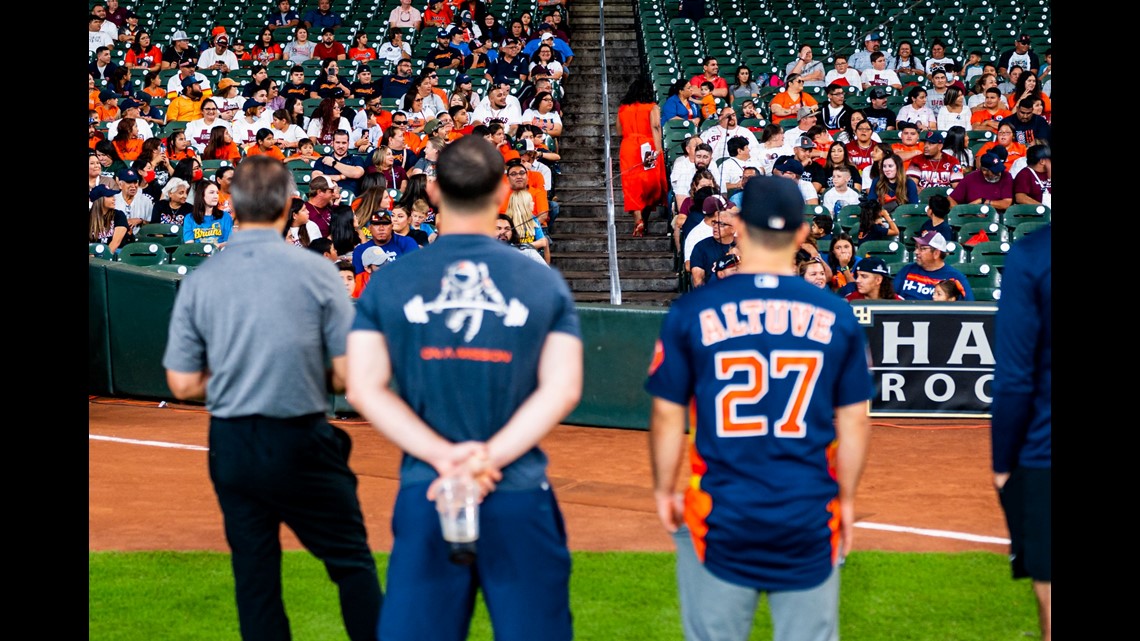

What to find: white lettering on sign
left=948, top=322, right=995, bottom=365
left=880, top=321, right=930, bottom=364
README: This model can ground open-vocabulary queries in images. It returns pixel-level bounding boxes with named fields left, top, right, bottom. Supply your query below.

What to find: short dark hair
left=812, top=214, right=833, bottom=234
left=307, top=237, right=334, bottom=255
left=695, top=143, right=714, bottom=155
left=435, top=135, right=505, bottom=213
left=928, top=194, right=950, bottom=219
left=230, top=156, right=294, bottom=223
left=255, top=128, right=274, bottom=143
left=1027, top=143, right=1051, bottom=165
left=870, top=51, right=885, bottom=63
left=290, top=65, right=305, bottom=74
left=1018, top=97, right=1036, bottom=111
left=727, top=136, right=749, bottom=157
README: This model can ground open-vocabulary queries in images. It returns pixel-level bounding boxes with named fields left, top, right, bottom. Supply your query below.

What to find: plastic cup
left=436, top=476, right=479, bottom=565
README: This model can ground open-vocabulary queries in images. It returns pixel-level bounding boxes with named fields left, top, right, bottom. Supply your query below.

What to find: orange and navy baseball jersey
left=645, top=273, right=873, bottom=591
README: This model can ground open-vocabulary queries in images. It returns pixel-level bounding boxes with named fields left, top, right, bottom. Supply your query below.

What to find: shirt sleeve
left=644, top=304, right=694, bottom=405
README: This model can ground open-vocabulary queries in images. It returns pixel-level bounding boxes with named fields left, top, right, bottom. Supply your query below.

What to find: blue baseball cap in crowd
left=923, top=130, right=944, bottom=144
left=242, top=98, right=265, bottom=111
left=118, top=168, right=142, bottom=182
left=120, top=97, right=141, bottom=111
left=99, top=89, right=119, bottom=102
left=738, top=175, right=804, bottom=232
left=865, top=32, right=881, bottom=41
left=181, top=77, right=202, bottom=89
left=90, top=184, right=121, bottom=199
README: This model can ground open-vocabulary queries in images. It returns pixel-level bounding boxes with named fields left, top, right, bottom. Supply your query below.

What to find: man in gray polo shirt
left=163, top=155, right=383, bottom=641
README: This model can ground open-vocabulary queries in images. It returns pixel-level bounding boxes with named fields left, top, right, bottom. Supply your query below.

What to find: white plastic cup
left=436, top=476, right=479, bottom=565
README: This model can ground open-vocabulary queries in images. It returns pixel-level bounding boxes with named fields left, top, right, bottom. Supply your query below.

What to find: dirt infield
left=89, top=398, right=1007, bottom=555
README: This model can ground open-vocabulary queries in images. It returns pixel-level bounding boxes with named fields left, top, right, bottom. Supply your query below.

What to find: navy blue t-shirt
left=351, top=234, right=581, bottom=490
left=689, top=237, right=734, bottom=280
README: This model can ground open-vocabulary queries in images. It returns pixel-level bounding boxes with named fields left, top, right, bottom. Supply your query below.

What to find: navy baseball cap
left=99, top=89, right=119, bottom=102
left=923, top=130, right=944, bottom=144
left=242, top=98, right=265, bottom=111
left=773, top=157, right=804, bottom=175
left=868, top=87, right=888, bottom=99
left=181, top=77, right=202, bottom=88
left=117, top=168, right=142, bottom=182
left=120, top=97, right=141, bottom=111
left=738, top=175, right=804, bottom=232
left=854, top=256, right=890, bottom=276
left=797, top=135, right=815, bottom=149
left=90, top=184, right=121, bottom=199
left=865, top=32, right=881, bottom=41
left=979, top=152, right=1005, bottom=174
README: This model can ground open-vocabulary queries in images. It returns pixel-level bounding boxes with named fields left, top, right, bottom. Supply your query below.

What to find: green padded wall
left=105, top=263, right=183, bottom=399
left=89, top=259, right=113, bottom=396
left=564, top=304, right=666, bottom=430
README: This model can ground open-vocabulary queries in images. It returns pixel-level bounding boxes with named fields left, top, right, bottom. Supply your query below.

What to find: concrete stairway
left=552, top=2, right=678, bottom=306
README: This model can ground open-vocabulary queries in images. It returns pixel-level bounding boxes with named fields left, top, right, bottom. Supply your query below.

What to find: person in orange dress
left=617, top=77, right=666, bottom=237
left=974, top=121, right=1026, bottom=172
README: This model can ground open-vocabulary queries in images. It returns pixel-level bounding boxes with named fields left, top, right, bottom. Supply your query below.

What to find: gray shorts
left=672, top=527, right=840, bottom=641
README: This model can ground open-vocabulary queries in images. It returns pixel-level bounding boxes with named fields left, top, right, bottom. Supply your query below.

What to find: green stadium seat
left=859, top=239, right=907, bottom=263
left=90, top=243, right=115, bottom=260
left=968, top=240, right=1011, bottom=268
left=957, top=261, right=1000, bottom=290
left=116, top=242, right=168, bottom=266
left=171, top=242, right=218, bottom=266
left=1010, top=220, right=1048, bottom=242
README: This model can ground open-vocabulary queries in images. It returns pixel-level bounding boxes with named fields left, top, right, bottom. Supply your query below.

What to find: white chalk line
left=855, top=521, right=1009, bottom=545
left=90, top=435, right=1010, bottom=545
left=90, top=434, right=207, bottom=451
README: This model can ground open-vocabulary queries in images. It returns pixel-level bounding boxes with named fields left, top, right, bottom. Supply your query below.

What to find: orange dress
left=617, top=102, right=666, bottom=213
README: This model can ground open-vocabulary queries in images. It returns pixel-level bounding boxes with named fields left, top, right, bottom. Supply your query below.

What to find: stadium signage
left=850, top=302, right=996, bottom=417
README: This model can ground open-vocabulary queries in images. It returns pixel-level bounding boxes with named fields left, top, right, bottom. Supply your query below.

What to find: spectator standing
left=163, top=156, right=383, bottom=641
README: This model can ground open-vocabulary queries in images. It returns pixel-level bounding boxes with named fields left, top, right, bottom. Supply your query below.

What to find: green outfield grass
left=89, top=550, right=1039, bottom=640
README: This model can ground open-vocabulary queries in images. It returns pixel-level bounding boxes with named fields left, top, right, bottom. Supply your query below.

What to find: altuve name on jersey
left=699, top=299, right=837, bottom=347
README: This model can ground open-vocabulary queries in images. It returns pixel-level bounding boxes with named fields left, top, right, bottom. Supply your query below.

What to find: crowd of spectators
left=665, top=26, right=1051, bottom=302
left=90, top=0, right=573, bottom=293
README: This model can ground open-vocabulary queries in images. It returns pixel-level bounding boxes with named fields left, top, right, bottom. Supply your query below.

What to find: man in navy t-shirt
left=894, top=230, right=975, bottom=300
left=346, top=136, right=581, bottom=641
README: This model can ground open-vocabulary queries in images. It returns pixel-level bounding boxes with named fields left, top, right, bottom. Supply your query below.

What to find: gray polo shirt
left=163, top=228, right=353, bottom=418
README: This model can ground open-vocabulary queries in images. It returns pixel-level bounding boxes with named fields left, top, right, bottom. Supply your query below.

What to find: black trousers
left=209, top=414, right=383, bottom=641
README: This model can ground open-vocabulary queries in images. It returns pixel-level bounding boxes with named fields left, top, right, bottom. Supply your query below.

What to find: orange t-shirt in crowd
left=498, top=179, right=550, bottom=218
left=89, top=90, right=101, bottom=111
left=169, top=147, right=198, bottom=162
left=976, top=141, right=1027, bottom=171
left=205, top=142, right=243, bottom=162
left=769, top=92, right=819, bottom=125
left=95, top=104, right=121, bottom=122
left=891, top=142, right=924, bottom=172
left=970, top=107, right=1012, bottom=132
left=113, top=138, right=143, bottom=161
left=402, top=131, right=425, bottom=154
left=143, top=86, right=168, bottom=101
left=245, top=145, right=286, bottom=161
